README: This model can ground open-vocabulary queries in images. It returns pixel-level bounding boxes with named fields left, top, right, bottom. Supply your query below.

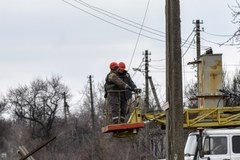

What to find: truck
left=185, top=128, right=240, bottom=160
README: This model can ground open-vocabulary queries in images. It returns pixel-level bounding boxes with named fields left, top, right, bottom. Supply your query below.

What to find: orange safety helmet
left=118, top=62, right=126, bottom=70
left=110, top=62, right=118, bottom=70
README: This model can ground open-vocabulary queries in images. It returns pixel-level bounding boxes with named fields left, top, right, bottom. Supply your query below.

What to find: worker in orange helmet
left=104, top=61, right=131, bottom=124
left=109, top=62, right=118, bottom=70
left=117, top=62, right=138, bottom=123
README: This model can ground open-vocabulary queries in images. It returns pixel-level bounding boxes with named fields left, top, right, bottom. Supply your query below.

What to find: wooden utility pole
left=63, top=92, right=70, bottom=123
left=89, top=75, right=95, bottom=131
left=88, top=75, right=96, bottom=160
left=166, top=0, right=184, bottom=159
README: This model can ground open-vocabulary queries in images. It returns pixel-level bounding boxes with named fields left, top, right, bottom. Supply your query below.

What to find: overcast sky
left=0, top=0, right=239, bottom=109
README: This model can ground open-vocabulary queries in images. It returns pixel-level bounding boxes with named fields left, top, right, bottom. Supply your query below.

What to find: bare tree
left=0, top=96, right=8, bottom=117
left=225, top=1, right=240, bottom=45
left=184, top=81, right=198, bottom=108
left=5, top=75, right=70, bottom=138
left=221, top=70, right=240, bottom=106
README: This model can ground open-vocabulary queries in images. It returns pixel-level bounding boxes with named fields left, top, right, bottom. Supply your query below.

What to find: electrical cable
left=188, top=33, right=212, bottom=49
left=131, top=60, right=144, bottom=78
left=62, top=0, right=165, bottom=42
left=64, top=0, right=235, bottom=60
left=76, top=0, right=165, bottom=34
left=74, top=0, right=166, bottom=38
left=182, top=35, right=196, bottom=58
left=148, top=66, right=193, bottom=73
left=149, top=65, right=165, bottom=70
left=200, top=36, right=226, bottom=46
left=128, top=0, right=151, bottom=70
left=202, top=30, right=233, bottom=37
left=181, top=29, right=195, bottom=47
left=62, top=0, right=197, bottom=49
left=198, top=34, right=240, bottom=46
left=151, top=59, right=165, bottom=62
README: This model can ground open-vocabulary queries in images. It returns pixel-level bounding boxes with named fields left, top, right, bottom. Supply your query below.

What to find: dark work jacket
left=104, top=70, right=127, bottom=96
left=118, top=70, right=136, bottom=100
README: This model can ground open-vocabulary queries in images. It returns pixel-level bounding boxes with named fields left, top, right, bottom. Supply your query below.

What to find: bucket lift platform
left=102, top=122, right=144, bottom=133
left=101, top=122, right=144, bottom=138
left=102, top=100, right=144, bottom=138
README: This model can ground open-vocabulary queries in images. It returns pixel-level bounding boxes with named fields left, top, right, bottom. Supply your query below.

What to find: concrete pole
left=144, top=50, right=150, bottom=112
left=165, top=0, right=184, bottom=159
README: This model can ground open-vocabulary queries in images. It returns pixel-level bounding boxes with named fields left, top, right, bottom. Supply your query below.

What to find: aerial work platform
left=102, top=95, right=144, bottom=137
left=101, top=122, right=145, bottom=133
left=101, top=122, right=144, bottom=138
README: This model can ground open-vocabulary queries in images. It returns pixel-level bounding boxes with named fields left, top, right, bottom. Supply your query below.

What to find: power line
left=74, top=0, right=165, bottom=38
left=128, top=0, right=151, bottom=70
left=149, top=66, right=165, bottom=70
left=151, top=59, right=165, bottom=62
left=200, top=36, right=240, bottom=46
left=148, top=70, right=194, bottom=73
left=62, top=0, right=198, bottom=48
left=77, top=0, right=199, bottom=48
left=182, top=35, right=196, bottom=58
left=181, top=29, right=195, bottom=47
left=63, top=0, right=239, bottom=54
left=62, top=0, right=165, bottom=42
left=131, top=60, right=144, bottom=78
left=202, top=30, right=233, bottom=37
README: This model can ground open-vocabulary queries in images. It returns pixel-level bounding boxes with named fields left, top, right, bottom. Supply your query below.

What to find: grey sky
left=0, top=0, right=239, bottom=108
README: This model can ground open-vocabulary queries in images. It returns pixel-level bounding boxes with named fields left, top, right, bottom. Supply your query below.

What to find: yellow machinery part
left=143, top=106, right=240, bottom=128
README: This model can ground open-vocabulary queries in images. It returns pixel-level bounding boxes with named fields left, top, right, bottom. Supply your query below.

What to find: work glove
left=125, top=85, right=132, bottom=90
left=133, top=88, right=142, bottom=94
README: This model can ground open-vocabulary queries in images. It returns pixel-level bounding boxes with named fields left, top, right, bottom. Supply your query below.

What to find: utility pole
left=89, top=75, right=95, bottom=131
left=193, top=19, right=203, bottom=108
left=63, top=92, right=70, bottom=123
left=143, top=50, right=151, bottom=160
left=166, top=0, right=184, bottom=159
left=193, top=19, right=203, bottom=60
left=144, top=50, right=151, bottom=112
left=88, top=75, right=96, bottom=160
left=148, top=76, right=161, bottom=110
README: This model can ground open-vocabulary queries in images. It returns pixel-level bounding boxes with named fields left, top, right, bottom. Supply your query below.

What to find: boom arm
left=143, top=106, right=240, bottom=128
